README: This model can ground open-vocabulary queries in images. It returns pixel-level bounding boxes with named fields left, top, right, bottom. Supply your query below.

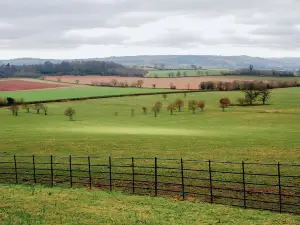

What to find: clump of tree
left=219, top=98, right=230, bottom=112
left=175, top=99, right=184, bottom=112
left=167, top=103, right=177, bottom=115
left=198, top=101, right=205, bottom=112
left=64, top=107, right=76, bottom=120
left=188, top=100, right=198, bottom=114
left=242, top=83, right=271, bottom=105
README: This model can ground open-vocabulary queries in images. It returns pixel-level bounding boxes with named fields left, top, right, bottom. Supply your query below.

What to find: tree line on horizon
left=0, top=61, right=147, bottom=78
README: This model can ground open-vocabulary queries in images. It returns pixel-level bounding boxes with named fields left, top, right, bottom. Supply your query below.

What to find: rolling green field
left=148, top=69, right=229, bottom=77
left=1, top=185, right=299, bottom=225
left=0, top=86, right=173, bottom=102
left=1, top=87, right=300, bottom=163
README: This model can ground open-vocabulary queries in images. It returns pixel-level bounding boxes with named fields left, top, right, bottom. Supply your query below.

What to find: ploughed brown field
left=0, top=79, right=68, bottom=91
left=45, top=75, right=254, bottom=89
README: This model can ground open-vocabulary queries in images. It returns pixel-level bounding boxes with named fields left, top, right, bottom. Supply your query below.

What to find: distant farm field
left=0, top=85, right=174, bottom=102
left=148, top=69, right=231, bottom=77
left=0, top=79, right=68, bottom=91
left=45, top=75, right=300, bottom=90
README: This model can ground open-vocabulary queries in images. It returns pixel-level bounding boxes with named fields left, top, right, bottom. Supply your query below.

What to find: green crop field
left=0, top=86, right=173, bottom=102
left=148, top=69, right=230, bottom=77
left=1, top=185, right=299, bottom=225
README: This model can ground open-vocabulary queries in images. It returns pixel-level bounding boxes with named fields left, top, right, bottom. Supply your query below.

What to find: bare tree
left=198, top=101, right=205, bottom=112
left=167, top=103, right=177, bottom=115
left=64, top=107, right=76, bottom=120
left=188, top=100, right=198, bottom=114
left=242, top=83, right=263, bottom=105
left=152, top=102, right=162, bottom=117
left=137, top=80, right=144, bottom=88
left=10, top=105, right=19, bottom=116
left=111, top=79, right=118, bottom=86
left=131, top=108, right=135, bottom=117
left=152, top=84, right=156, bottom=89
left=42, top=104, right=48, bottom=115
left=259, top=89, right=271, bottom=105
left=175, top=99, right=184, bottom=112
left=75, top=80, right=79, bottom=84
left=34, top=103, right=42, bottom=114
left=22, top=104, right=30, bottom=113
left=219, top=98, right=230, bottom=112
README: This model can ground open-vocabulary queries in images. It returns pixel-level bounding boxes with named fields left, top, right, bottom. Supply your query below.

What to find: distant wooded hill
left=0, top=60, right=146, bottom=78
left=1, top=56, right=300, bottom=71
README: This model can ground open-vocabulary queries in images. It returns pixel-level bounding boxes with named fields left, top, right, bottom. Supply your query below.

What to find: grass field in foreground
left=0, top=86, right=173, bottom=102
left=1, top=87, right=300, bottom=164
left=1, top=185, right=299, bottom=225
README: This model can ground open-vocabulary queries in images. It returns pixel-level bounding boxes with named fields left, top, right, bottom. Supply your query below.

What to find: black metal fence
left=0, top=155, right=299, bottom=214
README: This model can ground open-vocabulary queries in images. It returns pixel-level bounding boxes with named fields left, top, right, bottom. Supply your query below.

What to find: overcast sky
left=0, top=0, right=299, bottom=59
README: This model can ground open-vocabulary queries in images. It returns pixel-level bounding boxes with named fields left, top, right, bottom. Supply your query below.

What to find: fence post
left=181, top=158, right=185, bottom=200
left=208, top=160, right=213, bottom=203
left=242, top=161, right=246, bottom=208
left=109, top=156, right=112, bottom=191
left=277, top=163, right=282, bottom=213
left=132, top=157, right=135, bottom=194
left=32, top=155, right=36, bottom=184
left=154, top=157, right=158, bottom=196
left=88, top=156, right=92, bottom=190
left=69, top=155, right=72, bottom=188
left=13, top=155, right=18, bottom=184
left=50, top=155, right=54, bottom=187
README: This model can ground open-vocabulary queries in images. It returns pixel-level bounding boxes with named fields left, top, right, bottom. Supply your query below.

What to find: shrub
left=198, top=101, right=205, bottom=112
left=175, top=99, right=184, bottom=112
left=163, top=94, right=167, bottom=100
left=64, top=107, right=76, bottom=120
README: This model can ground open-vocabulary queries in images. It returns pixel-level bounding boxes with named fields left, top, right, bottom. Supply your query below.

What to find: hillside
left=1, top=55, right=300, bottom=71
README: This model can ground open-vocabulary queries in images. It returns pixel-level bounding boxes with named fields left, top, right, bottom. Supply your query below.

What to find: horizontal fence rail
left=0, top=155, right=299, bottom=214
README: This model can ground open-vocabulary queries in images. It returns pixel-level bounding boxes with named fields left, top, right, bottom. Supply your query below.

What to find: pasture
left=1, top=87, right=300, bottom=162
left=1, top=184, right=299, bottom=225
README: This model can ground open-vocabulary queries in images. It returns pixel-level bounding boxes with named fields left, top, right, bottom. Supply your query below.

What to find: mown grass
left=1, top=184, right=299, bottom=225
left=0, top=86, right=173, bottom=102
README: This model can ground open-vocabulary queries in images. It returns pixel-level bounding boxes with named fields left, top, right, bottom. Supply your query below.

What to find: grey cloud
left=0, top=0, right=299, bottom=50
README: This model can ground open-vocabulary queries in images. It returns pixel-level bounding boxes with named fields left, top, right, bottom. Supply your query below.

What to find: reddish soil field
left=0, top=79, right=68, bottom=91
left=45, top=75, right=253, bottom=90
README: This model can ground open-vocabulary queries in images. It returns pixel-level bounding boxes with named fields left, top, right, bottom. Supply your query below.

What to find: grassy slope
left=0, top=87, right=300, bottom=164
left=1, top=185, right=299, bottom=225
left=0, top=86, right=173, bottom=102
